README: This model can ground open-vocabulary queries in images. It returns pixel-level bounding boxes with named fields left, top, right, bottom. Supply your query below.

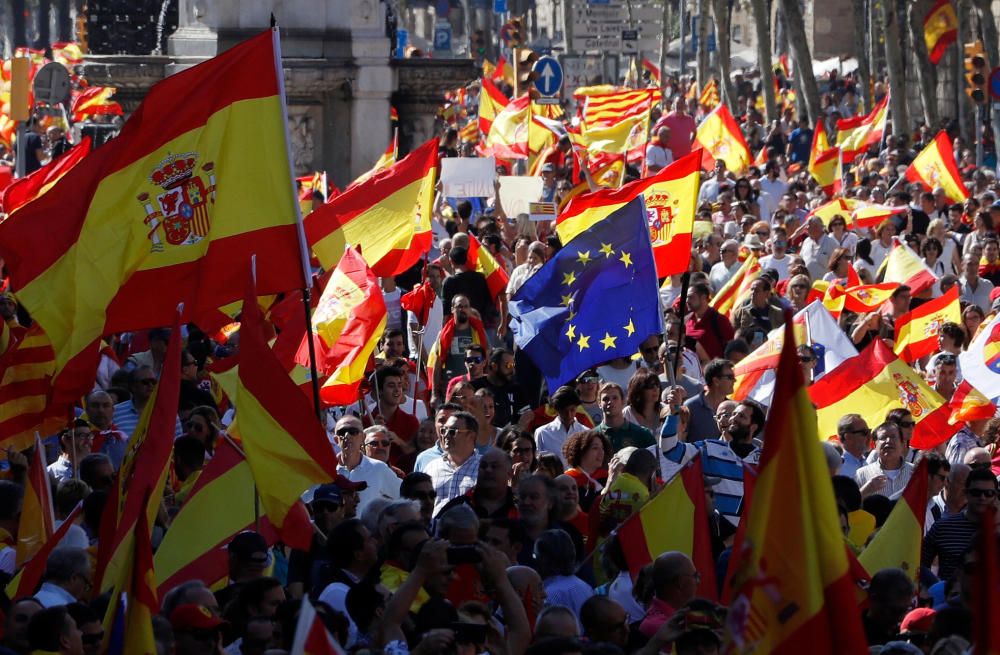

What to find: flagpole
left=271, top=24, right=324, bottom=421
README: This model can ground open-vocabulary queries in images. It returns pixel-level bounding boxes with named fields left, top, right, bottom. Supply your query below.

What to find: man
left=111, top=366, right=181, bottom=438
left=597, top=382, right=654, bottom=451
left=683, top=359, right=734, bottom=441
left=727, top=401, right=763, bottom=460
left=601, top=450, right=658, bottom=535
left=364, top=366, right=419, bottom=463
left=708, top=240, right=742, bottom=292
left=576, top=370, right=603, bottom=425
left=758, top=227, right=791, bottom=280
left=438, top=447, right=517, bottom=519
left=837, top=414, right=871, bottom=479
left=932, top=353, right=959, bottom=401
left=47, top=422, right=94, bottom=482
left=1, top=597, right=43, bottom=654
left=960, top=252, right=995, bottom=312
left=684, top=284, right=735, bottom=363
left=446, top=343, right=487, bottom=397
left=862, top=569, right=915, bottom=646
left=656, top=97, right=696, bottom=159
left=379, top=329, right=407, bottom=360
left=334, top=415, right=400, bottom=514
left=697, top=160, right=729, bottom=205
left=25, top=606, right=83, bottom=655
left=160, top=581, right=221, bottom=619
left=406, top=262, right=445, bottom=357
left=757, top=162, right=788, bottom=218
left=923, top=468, right=998, bottom=582
left=82, top=391, right=129, bottom=470
left=16, top=115, right=46, bottom=175
left=786, top=117, right=813, bottom=165
left=644, top=127, right=673, bottom=176
left=400, top=472, right=436, bottom=525
left=441, top=247, right=494, bottom=323
left=169, top=604, right=227, bottom=655
left=854, top=423, right=915, bottom=501
left=424, top=410, right=483, bottom=516
left=699, top=233, right=723, bottom=272
left=927, top=463, right=969, bottom=532
left=580, top=596, right=630, bottom=650
left=34, top=548, right=91, bottom=608
left=79, top=454, right=115, bottom=495
left=946, top=418, right=987, bottom=467
left=731, top=278, right=784, bottom=337
left=213, top=531, right=271, bottom=610
left=362, top=426, right=404, bottom=478
left=413, top=402, right=463, bottom=473
left=473, top=348, right=531, bottom=427
left=433, top=295, right=489, bottom=397
left=535, top=386, right=588, bottom=465
left=125, top=328, right=170, bottom=375
left=486, top=518, right=527, bottom=565
left=288, top=482, right=351, bottom=598
left=639, top=552, right=700, bottom=638
left=800, top=217, right=839, bottom=281
left=318, top=519, right=379, bottom=644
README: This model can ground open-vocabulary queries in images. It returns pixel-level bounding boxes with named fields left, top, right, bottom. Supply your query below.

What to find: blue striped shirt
left=694, top=439, right=756, bottom=527
left=111, top=400, right=183, bottom=439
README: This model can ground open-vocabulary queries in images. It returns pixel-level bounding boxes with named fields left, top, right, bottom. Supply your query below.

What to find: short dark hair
left=704, top=358, right=734, bottom=385
left=689, top=282, right=711, bottom=299
left=449, top=246, right=469, bottom=266
left=173, top=436, right=207, bottom=471
left=327, top=519, right=367, bottom=568
left=451, top=410, right=479, bottom=434
left=489, top=347, right=514, bottom=367
left=938, top=322, right=965, bottom=348
left=966, top=467, right=999, bottom=489
left=28, top=606, right=73, bottom=651
left=400, top=472, right=432, bottom=498
left=0, top=480, right=24, bottom=522
left=374, top=366, right=405, bottom=393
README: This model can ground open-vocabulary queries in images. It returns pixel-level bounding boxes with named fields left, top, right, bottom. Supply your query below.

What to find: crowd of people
left=3, top=61, right=1000, bottom=655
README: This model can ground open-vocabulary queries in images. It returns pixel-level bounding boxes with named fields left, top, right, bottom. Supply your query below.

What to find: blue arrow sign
left=532, top=55, right=563, bottom=97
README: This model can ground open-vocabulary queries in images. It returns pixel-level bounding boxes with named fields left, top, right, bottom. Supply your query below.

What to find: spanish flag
left=725, top=314, right=868, bottom=653
left=347, top=131, right=398, bottom=191
left=557, top=159, right=625, bottom=212
left=809, top=124, right=831, bottom=171
left=948, top=379, right=996, bottom=424
left=486, top=92, right=531, bottom=159
left=641, top=58, right=661, bottom=84
left=0, top=114, right=15, bottom=149
left=52, top=41, right=83, bottom=68
left=810, top=147, right=842, bottom=196
left=923, top=0, right=958, bottom=64
left=4, top=503, right=81, bottom=599
left=479, top=77, right=510, bottom=136
left=492, top=55, right=515, bottom=86
left=467, top=233, right=510, bottom=300
left=858, top=458, right=928, bottom=577
left=15, top=433, right=55, bottom=567
left=893, top=285, right=961, bottom=363
left=0, top=324, right=59, bottom=453
left=233, top=269, right=343, bottom=550
left=295, top=247, right=387, bottom=406
left=291, top=596, right=346, bottom=655
left=804, top=198, right=859, bottom=227
left=0, top=29, right=307, bottom=416
left=852, top=202, right=909, bottom=229
left=1, top=137, right=91, bottom=214
left=822, top=282, right=900, bottom=318
left=881, top=239, right=938, bottom=295
left=810, top=338, right=955, bottom=449
left=904, top=130, right=969, bottom=203
left=103, top=489, right=158, bottom=655
left=710, top=255, right=761, bottom=317
left=556, top=150, right=701, bottom=277
left=305, top=138, right=438, bottom=277
left=694, top=104, right=751, bottom=174
left=836, top=92, right=889, bottom=161
left=617, top=456, right=717, bottom=599
left=71, top=85, right=124, bottom=121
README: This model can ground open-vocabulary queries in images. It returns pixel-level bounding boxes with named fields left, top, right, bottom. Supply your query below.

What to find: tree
left=12, top=0, right=27, bottom=48
left=907, top=0, right=938, bottom=127
left=780, top=0, right=821, bottom=123
left=750, top=0, right=777, bottom=122
left=711, top=0, right=737, bottom=112
left=850, top=0, right=873, bottom=111
left=880, top=0, right=910, bottom=137
left=696, top=0, right=711, bottom=88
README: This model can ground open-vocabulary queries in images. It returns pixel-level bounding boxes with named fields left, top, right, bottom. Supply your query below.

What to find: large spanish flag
left=923, top=0, right=958, bottom=64
left=858, top=458, right=928, bottom=577
left=0, top=324, right=60, bottom=453
left=479, top=77, right=510, bottom=136
left=485, top=92, right=531, bottom=159
left=347, top=130, right=398, bottom=191
left=810, top=338, right=955, bottom=449
left=617, top=456, right=717, bottom=599
left=233, top=270, right=344, bottom=550
left=0, top=136, right=91, bottom=214
left=295, top=247, right=387, bottom=406
left=0, top=29, right=306, bottom=416
left=904, top=130, right=969, bottom=203
left=836, top=93, right=889, bottom=161
left=725, top=314, right=868, bottom=653
left=556, top=150, right=700, bottom=277
left=694, top=104, right=751, bottom=174
left=305, top=138, right=438, bottom=277
left=893, top=285, right=961, bottom=363
left=822, top=282, right=900, bottom=318
left=15, top=433, right=55, bottom=567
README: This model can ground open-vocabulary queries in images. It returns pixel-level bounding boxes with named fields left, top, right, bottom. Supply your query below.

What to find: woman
left=733, top=178, right=761, bottom=219
left=928, top=218, right=961, bottom=274
left=963, top=211, right=994, bottom=253
left=785, top=273, right=812, bottom=312
left=498, top=426, right=537, bottom=485
left=870, top=220, right=896, bottom=270
left=921, top=237, right=947, bottom=277
left=853, top=238, right=877, bottom=283
left=623, top=369, right=664, bottom=434
left=828, top=215, right=858, bottom=254
left=962, top=304, right=986, bottom=344
left=507, top=240, right=545, bottom=297
left=474, top=387, right=502, bottom=449
left=511, top=235, right=532, bottom=267
left=823, top=248, right=852, bottom=282
left=561, top=430, right=611, bottom=511
left=185, top=405, right=223, bottom=456
left=397, top=418, right=437, bottom=473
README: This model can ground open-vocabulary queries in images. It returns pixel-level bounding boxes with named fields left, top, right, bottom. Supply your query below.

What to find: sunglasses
left=365, top=439, right=391, bottom=448
left=798, top=356, right=816, bottom=363
left=465, top=356, right=484, bottom=364
left=442, top=427, right=468, bottom=437
left=968, top=488, right=997, bottom=498
left=578, top=376, right=598, bottom=384
left=336, top=426, right=362, bottom=437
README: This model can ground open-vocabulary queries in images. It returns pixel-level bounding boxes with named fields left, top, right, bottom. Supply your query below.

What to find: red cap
left=169, top=604, right=226, bottom=631
left=900, top=607, right=936, bottom=634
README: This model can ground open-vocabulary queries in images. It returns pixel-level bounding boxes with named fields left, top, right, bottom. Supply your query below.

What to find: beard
left=729, top=423, right=752, bottom=443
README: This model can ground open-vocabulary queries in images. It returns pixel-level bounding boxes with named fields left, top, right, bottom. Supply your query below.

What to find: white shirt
left=758, top=254, right=791, bottom=280
left=644, top=143, right=673, bottom=173
left=960, top=276, right=995, bottom=313
left=609, top=571, right=646, bottom=623
left=543, top=575, right=595, bottom=618
left=758, top=177, right=787, bottom=217
left=34, top=582, right=77, bottom=608
left=535, top=418, right=588, bottom=466
left=597, top=363, right=639, bottom=390
left=337, top=456, right=401, bottom=515
left=698, top=178, right=723, bottom=204
left=709, top=260, right=743, bottom=293
left=318, top=570, right=360, bottom=647
left=870, top=240, right=893, bottom=271
left=800, top=234, right=838, bottom=281
left=47, top=455, right=75, bottom=483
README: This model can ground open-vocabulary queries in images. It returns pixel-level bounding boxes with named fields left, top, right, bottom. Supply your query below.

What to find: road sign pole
left=976, top=105, right=984, bottom=168
left=679, top=0, right=687, bottom=74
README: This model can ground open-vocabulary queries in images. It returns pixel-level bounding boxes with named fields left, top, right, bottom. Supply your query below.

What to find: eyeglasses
left=845, top=428, right=871, bottom=436
left=465, top=356, right=484, bottom=364
left=336, top=426, right=362, bottom=437
left=442, top=427, right=468, bottom=437
left=968, top=488, right=998, bottom=498
left=578, top=376, right=598, bottom=384
left=365, top=439, right=391, bottom=448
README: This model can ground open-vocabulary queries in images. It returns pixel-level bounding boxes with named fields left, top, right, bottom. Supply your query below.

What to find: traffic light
left=964, top=41, right=989, bottom=104
left=471, top=29, right=486, bottom=58
left=514, top=47, right=539, bottom=95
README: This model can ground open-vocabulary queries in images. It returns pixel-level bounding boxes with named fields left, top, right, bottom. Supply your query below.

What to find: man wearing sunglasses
left=922, top=467, right=999, bottom=581
left=334, top=416, right=400, bottom=515
left=445, top=344, right=488, bottom=398
left=111, top=365, right=182, bottom=439
left=424, top=411, right=482, bottom=516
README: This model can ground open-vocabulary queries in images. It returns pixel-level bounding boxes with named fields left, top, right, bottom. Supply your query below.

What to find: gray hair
left=377, top=499, right=422, bottom=536
left=44, top=547, right=90, bottom=584
left=435, top=503, right=480, bottom=540
left=363, top=425, right=388, bottom=439
left=836, top=414, right=863, bottom=437
left=160, top=580, right=211, bottom=618
left=360, top=497, right=394, bottom=535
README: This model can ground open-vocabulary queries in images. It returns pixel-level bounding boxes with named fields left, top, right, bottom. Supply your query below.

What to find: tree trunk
left=780, top=0, right=821, bottom=124
left=971, top=0, right=999, bottom=65
left=956, top=0, right=972, bottom=140
left=750, top=0, right=776, bottom=122
left=38, top=0, right=51, bottom=52
left=711, top=0, right=736, bottom=112
left=851, top=0, right=873, bottom=111
left=696, top=0, right=711, bottom=88
left=12, top=0, right=27, bottom=48
left=880, top=0, right=909, bottom=138
left=56, top=0, right=71, bottom=42
left=907, top=0, right=938, bottom=128
left=659, top=0, right=671, bottom=90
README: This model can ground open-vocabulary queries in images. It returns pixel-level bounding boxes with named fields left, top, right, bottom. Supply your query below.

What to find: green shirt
left=598, top=420, right=655, bottom=452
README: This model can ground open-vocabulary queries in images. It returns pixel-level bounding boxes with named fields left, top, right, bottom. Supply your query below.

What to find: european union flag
left=509, top=197, right=664, bottom=391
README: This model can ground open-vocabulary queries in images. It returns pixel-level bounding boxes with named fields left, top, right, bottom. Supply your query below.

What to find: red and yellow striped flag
left=291, top=595, right=347, bottom=655
left=641, top=58, right=661, bottom=84
left=923, top=0, right=958, bottom=64
left=804, top=198, right=859, bottom=227
left=710, top=255, right=761, bottom=317
left=852, top=203, right=908, bottom=229
left=822, top=282, right=900, bottom=318
left=479, top=77, right=510, bottom=136
left=858, top=458, right=928, bottom=577
left=583, top=88, right=661, bottom=128
left=0, top=114, right=15, bottom=149
left=15, top=433, right=55, bottom=567
left=295, top=247, right=387, bottom=406
left=810, top=146, right=842, bottom=196
left=882, top=240, right=938, bottom=295
left=348, top=132, right=398, bottom=191
left=0, top=324, right=59, bottom=452
left=904, top=130, right=969, bottom=203
left=70, top=85, right=124, bottom=122
left=52, top=41, right=83, bottom=69
left=305, top=138, right=437, bottom=277
left=1, top=136, right=91, bottom=214
left=0, top=29, right=307, bottom=415
left=492, top=56, right=515, bottom=87
left=893, top=286, right=961, bottom=363
left=5, top=503, right=81, bottom=599
left=810, top=338, right=955, bottom=449
left=104, top=489, right=159, bottom=655
left=235, top=269, right=343, bottom=549
left=694, top=104, right=751, bottom=174
left=836, top=92, right=889, bottom=161
left=725, top=313, right=868, bottom=653
left=617, top=456, right=717, bottom=598
left=948, top=379, right=996, bottom=424
left=699, top=79, right=720, bottom=108
left=467, top=233, right=510, bottom=300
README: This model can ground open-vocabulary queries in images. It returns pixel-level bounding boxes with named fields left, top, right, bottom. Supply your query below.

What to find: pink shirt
left=639, top=596, right=678, bottom=638
left=657, top=112, right=696, bottom=158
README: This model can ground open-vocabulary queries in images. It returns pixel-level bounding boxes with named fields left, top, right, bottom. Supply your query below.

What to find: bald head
left=535, top=605, right=580, bottom=640
left=507, top=565, right=542, bottom=595
left=964, top=448, right=991, bottom=468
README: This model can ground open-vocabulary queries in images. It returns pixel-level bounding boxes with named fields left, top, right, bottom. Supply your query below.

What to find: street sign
left=690, top=15, right=718, bottom=54
left=990, top=66, right=1000, bottom=100
left=433, top=22, right=452, bottom=54
left=33, top=62, right=71, bottom=106
left=395, top=28, right=408, bottom=58
left=622, top=29, right=638, bottom=41
left=571, top=1, right=660, bottom=54
left=493, top=0, right=507, bottom=12
left=532, top=56, right=563, bottom=97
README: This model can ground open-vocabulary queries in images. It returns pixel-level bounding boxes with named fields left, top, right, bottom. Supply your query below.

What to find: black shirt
left=473, top=377, right=530, bottom=427
left=19, top=131, right=43, bottom=174
left=442, top=270, right=495, bottom=322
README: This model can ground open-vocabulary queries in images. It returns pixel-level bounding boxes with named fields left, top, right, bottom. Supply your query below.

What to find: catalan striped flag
left=70, top=85, right=124, bottom=122
left=836, top=92, right=890, bottom=161
left=233, top=269, right=343, bottom=549
left=858, top=458, right=928, bottom=578
left=0, top=29, right=307, bottom=416
left=725, top=313, right=868, bottom=653
left=923, top=0, right=958, bottom=64
left=617, top=456, right=717, bottom=598
left=699, top=79, right=720, bottom=109
left=893, top=286, right=961, bottom=363
left=295, top=247, right=387, bottom=407
left=904, top=130, right=969, bottom=203
left=0, top=324, right=59, bottom=453
left=467, top=233, right=510, bottom=300
left=583, top=88, right=661, bottom=128
left=694, top=104, right=751, bottom=174
left=1, top=136, right=91, bottom=214
left=305, top=138, right=438, bottom=277
left=710, top=255, right=760, bottom=317
left=947, top=379, right=996, bottom=424
left=15, top=433, right=55, bottom=567
left=104, top=489, right=158, bottom=655
left=810, top=338, right=955, bottom=449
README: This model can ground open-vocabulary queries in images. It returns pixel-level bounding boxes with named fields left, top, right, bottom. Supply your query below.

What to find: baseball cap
left=540, top=163, right=555, bottom=173
left=312, top=483, right=345, bottom=505
left=899, top=607, right=936, bottom=634
left=169, top=604, right=226, bottom=631
left=228, top=531, right=270, bottom=567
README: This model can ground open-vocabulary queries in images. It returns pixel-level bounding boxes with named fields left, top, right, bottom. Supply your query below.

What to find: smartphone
left=450, top=622, right=488, bottom=645
left=446, top=545, right=482, bottom=565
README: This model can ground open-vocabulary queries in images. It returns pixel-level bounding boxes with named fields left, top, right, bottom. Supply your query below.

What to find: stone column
left=167, top=0, right=218, bottom=57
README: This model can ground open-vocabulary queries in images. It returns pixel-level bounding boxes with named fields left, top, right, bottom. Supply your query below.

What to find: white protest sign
left=498, top=176, right=544, bottom=218
left=441, top=157, right=495, bottom=197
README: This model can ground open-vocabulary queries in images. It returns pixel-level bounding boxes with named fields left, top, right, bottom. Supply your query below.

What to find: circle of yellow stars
left=561, top=242, right=638, bottom=352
